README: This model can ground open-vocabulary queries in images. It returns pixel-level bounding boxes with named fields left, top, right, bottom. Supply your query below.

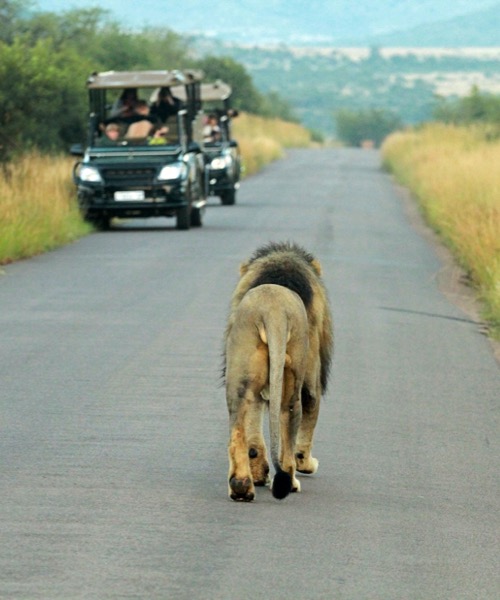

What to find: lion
left=223, top=242, right=333, bottom=501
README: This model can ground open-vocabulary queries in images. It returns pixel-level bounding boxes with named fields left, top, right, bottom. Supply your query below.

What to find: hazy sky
left=33, top=0, right=500, bottom=44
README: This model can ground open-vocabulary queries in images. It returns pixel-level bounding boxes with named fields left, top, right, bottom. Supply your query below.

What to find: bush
left=434, top=86, right=500, bottom=126
left=0, top=37, right=91, bottom=160
left=335, top=107, right=403, bottom=147
left=232, top=112, right=312, bottom=176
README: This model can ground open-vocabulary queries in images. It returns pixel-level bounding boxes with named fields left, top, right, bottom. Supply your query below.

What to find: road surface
left=1, top=149, right=498, bottom=599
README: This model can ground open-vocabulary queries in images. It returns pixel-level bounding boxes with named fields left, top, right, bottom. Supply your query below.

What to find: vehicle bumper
left=208, top=169, right=235, bottom=194
left=76, top=184, right=191, bottom=218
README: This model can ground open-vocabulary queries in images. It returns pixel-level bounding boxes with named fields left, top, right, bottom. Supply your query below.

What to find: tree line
left=0, top=0, right=297, bottom=161
left=334, top=88, right=500, bottom=147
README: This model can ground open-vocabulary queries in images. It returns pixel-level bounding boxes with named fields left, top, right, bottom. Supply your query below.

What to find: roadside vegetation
left=233, top=113, right=313, bottom=176
left=382, top=123, right=500, bottom=338
left=335, top=108, right=403, bottom=147
left=0, top=153, right=92, bottom=264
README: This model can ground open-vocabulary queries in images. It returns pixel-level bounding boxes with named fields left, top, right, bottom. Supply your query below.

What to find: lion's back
left=226, top=241, right=333, bottom=393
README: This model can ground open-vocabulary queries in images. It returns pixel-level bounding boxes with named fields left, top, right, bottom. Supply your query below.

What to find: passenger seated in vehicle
left=124, top=100, right=157, bottom=139
left=150, top=87, right=183, bottom=123
left=123, top=101, right=173, bottom=143
left=100, top=100, right=168, bottom=143
left=97, top=122, right=122, bottom=145
left=110, top=88, right=138, bottom=118
left=203, top=114, right=221, bottom=143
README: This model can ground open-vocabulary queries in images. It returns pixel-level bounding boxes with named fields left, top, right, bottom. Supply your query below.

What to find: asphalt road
left=1, top=148, right=498, bottom=600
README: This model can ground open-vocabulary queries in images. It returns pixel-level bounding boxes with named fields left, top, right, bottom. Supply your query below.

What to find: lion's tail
left=260, top=314, right=293, bottom=500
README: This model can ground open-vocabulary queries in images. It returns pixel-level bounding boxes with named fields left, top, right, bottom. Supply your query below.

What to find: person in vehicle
left=104, top=123, right=121, bottom=139
left=127, top=100, right=170, bottom=138
left=121, top=101, right=170, bottom=142
left=102, top=100, right=157, bottom=133
left=150, top=87, right=183, bottom=122
left=98, top=122, right=122, bottom=145
left=203, top=113, right=221, bottom=142
left=110, top=88, right=139, bottom=118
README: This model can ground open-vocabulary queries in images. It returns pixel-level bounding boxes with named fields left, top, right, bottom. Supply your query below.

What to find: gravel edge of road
left=394, top=180, right=500, bottom=366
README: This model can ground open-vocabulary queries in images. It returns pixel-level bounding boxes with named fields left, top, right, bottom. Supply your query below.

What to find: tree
left=259, top=90, right=298, bottom=122
left=16, top=7, right=108, bottom=49
left=0, top=7, right=195, bottom=159
left=0, top=38, right=90, bottom=160
left=334, top=108, right=403, bottom=147
left=0, top=0, right=31, bottom=43
left=195, top=55, right=264, bottom=113
left=433, top=86, right=500, bottom=125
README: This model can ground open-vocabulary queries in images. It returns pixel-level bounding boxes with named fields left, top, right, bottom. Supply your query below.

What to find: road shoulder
left=394, top=180, right=500, bottom=365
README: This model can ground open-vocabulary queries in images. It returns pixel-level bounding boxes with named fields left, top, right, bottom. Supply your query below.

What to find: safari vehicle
left=172, top=80, right=241, bottom=205
left=71, top=70, right=207, bottom=230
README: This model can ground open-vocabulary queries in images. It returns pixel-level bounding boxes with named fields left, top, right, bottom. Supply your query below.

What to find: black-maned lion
left=223, top=242, right=333, bottom=501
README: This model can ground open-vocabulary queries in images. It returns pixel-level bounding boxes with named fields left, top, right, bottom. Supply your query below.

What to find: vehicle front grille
left=205, top=150, right=220, bottom=160
left=102, top=167, right=156, bottom=187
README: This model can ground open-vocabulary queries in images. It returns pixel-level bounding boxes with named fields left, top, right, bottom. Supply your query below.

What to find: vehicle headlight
left=79, top=165, right=103, bottom=183
left=158, top=162, right=187, bottom=181
left=210, top=156, right=232, bottom=170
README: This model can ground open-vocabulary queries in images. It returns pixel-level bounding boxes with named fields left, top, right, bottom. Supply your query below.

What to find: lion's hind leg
left=295, top=382, right=320, bottom=475
left=279, top=354, right=305, bottom=494
left=226, top=345, right=269, bottom=502
left=227, top=422, right=255, bottom=502
left=247, top=399, right=270, bottom=486
left=227, top=380, right=256, bottom=502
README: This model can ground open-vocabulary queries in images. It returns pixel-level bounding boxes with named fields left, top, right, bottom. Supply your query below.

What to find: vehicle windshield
left=92, top=86, right=184, bottom=148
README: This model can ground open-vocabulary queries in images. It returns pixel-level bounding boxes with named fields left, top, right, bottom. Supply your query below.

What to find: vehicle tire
left=89, top=215, right=110, bottom=230
left=176, top=205, right=191, bottom=230
left=220, top=188, right=236, bottom=206
left=190, top=206, right=203, bottom=227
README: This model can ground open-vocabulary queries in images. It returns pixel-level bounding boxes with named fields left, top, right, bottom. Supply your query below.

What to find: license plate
left=114, top=190, right=145, bottom=201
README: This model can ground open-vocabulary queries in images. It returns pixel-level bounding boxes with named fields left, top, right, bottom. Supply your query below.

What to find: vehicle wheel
left=220, top=188, right=236, bottom=206
left=89, top=215, right=110, bottom=231
left=176, top=205, right=191, bottom=230
left=190, top=206, right=203, bottom=227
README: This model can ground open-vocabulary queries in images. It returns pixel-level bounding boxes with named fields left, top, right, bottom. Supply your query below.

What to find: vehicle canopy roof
left=166, top=81, right=232, bottom=102
left=86, top=69, right=203, bottom=90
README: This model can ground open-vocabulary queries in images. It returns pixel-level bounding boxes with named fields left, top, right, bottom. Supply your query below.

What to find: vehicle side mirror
left=188, top=141, right=201, bottom=153
left=229, top=140, right=239, bottom=148
left=70, top=143, right=84, bottom=157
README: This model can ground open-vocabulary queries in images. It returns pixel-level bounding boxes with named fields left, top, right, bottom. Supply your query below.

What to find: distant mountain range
left=34, top=0, right=500, bottom=47
left=369, top=4, right=500, bottom=46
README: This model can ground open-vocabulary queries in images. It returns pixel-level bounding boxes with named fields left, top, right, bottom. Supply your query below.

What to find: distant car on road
left=71, top=70, right=207, bottom=230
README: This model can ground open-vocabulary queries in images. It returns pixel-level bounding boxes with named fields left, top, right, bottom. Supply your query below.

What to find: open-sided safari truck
left=71, top=70, right=206, bottom=230
left=172, top=80, right=241, bottom=205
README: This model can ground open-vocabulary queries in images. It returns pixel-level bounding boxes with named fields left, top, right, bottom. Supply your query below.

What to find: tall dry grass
left=233, top=113, right=312, bottom=176
left=382, top=123, right=500, bottom=337
left=0, top=152, right=91, bottom=264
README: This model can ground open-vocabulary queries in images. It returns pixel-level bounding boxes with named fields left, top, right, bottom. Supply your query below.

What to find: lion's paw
left=295, top=453, right=319, bottom=474
left=229, top=476, right=255, bottom=502
left=249, top=447, right=270, bottom=486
